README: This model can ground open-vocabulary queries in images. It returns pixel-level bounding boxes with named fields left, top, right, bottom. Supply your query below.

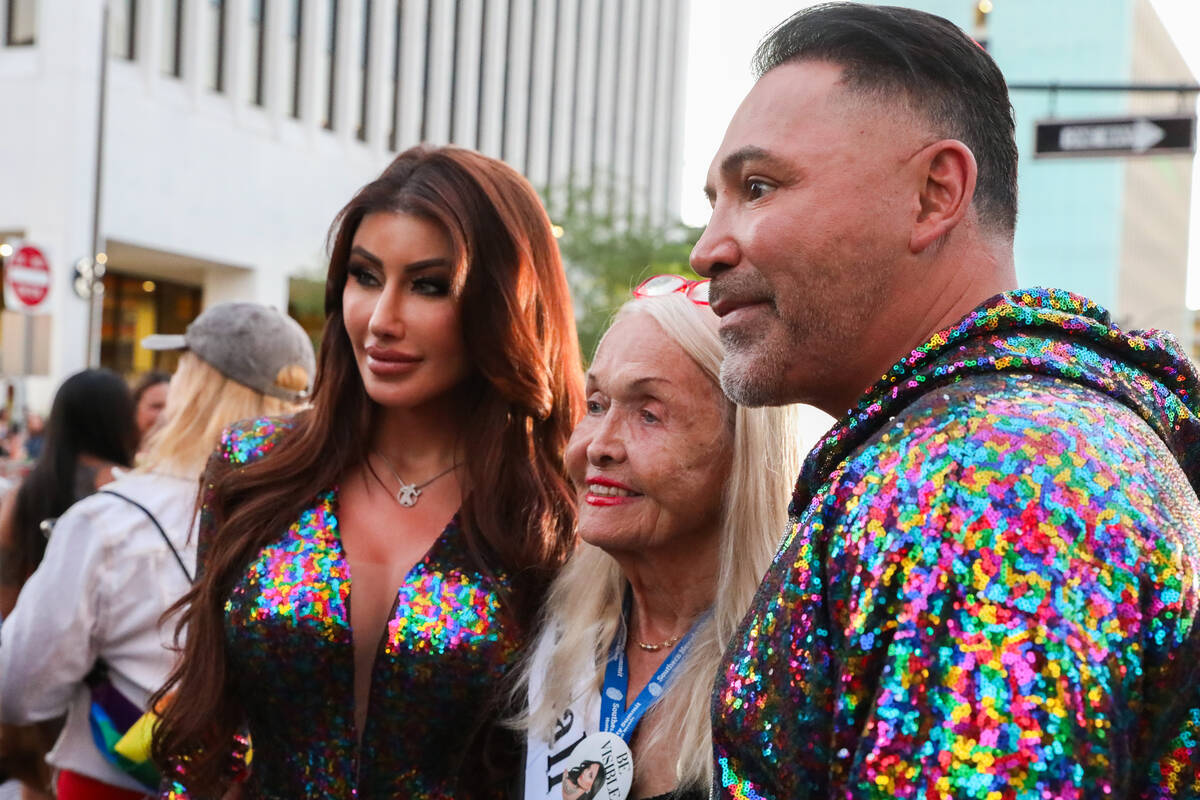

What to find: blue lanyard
left=599, top=608, right=703, bottom=743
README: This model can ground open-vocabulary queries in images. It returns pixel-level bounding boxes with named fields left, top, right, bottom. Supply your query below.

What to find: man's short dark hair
left=754, top=3, right=1018, bottom=235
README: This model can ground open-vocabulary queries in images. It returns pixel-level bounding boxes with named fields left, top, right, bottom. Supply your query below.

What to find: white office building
left=0, top=0, right=689, bottom=406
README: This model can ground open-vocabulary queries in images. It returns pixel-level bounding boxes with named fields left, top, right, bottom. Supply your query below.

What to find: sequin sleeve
left=814, top=377, right=1199, bottom=797
left=194, top=417, right=294, bottom=579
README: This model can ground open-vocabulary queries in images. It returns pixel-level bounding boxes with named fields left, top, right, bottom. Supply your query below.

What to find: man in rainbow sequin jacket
left=690, top=4, right=1200, bottom=799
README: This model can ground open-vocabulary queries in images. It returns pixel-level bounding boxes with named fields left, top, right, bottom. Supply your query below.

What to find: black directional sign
left=1034, top=115, right=1196, bottom=158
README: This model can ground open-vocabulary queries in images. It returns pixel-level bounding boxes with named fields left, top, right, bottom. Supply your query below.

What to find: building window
left=660, top=0, right=682, bottom=219
left=419, top=0, right=433, bottom=142
left=321, top=0, right=338, bottom=130
left=388, top=0, right=403, bottom=149
left=544, top=0, right=561, bottom=184
left=566, top=0, right=586, bottom=198
left=5, top=0, right=36, bottom=46
left=521, top=0, right=540, bottom=174
left=249, top=0, right=267, bottom=105
left=447, top=0, right=461, bottom=143
left=206, top=0, right=228, bottom=92
left=474, top=0, right=487, bottom=152
left=289, top=0, right=304, bottom=118
left=161, top=0, right=184, bottom=77
left=357, top=0, right=371, bottom=141
left=110, top=0, right=137, bottom=60
left=100, top=274, right=202, bottom=376
left=500, top=0, right=515, bottom=162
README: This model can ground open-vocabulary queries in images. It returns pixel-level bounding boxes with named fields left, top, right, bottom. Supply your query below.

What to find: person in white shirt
left=0, top=303, right=315, bottom=799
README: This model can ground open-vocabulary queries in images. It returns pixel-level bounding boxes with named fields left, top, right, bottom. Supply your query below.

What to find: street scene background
left=0, top=1, right=1199, bottom=796
left=0, top=0, right=1197, bottom=479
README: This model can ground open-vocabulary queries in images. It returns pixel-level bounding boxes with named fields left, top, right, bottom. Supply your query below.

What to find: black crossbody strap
left=99, top=489, right=194, bottom=584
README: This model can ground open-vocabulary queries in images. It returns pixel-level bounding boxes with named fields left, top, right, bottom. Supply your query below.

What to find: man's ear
left=909, top=139, right=977, bottom=253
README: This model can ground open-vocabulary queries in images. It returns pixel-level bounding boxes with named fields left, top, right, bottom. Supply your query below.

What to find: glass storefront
left=100, top=272, right=202, bottom=376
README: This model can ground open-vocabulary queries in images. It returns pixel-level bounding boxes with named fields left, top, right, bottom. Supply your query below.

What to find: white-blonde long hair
left=515, top=293, right=805, bottom=791
left=136, top=352, right=309, bottom=480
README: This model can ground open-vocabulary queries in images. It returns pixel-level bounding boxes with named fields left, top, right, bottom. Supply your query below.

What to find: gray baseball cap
left=142, top=302, right=316, bottom=403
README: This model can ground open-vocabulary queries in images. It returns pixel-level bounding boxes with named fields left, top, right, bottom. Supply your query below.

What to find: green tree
left=549, top=185, right=704, bottom=363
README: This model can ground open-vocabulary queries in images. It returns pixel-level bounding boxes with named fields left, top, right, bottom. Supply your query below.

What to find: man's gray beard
left=717, top=327, right=792, bottom=407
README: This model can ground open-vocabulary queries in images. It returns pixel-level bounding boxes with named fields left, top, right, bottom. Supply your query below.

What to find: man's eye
left=746, top=178, right=773, bottom=200
left=586, top=399, right=604, bottom=414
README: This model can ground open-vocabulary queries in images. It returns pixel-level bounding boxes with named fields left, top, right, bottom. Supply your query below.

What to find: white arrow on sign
left=1058, top=118, right=1166, bottom=153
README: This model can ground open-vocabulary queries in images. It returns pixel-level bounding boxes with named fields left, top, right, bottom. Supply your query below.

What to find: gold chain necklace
left=634, top=632, right=683, bottom=652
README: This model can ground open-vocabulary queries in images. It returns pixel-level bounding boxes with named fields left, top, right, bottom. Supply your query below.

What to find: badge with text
left=559, top=731, right=633, bottom=800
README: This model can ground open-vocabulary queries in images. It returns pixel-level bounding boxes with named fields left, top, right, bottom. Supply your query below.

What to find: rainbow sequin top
left=712, top=288, right=1200, bottom=799
left=166, top=417, right=520, bottom=799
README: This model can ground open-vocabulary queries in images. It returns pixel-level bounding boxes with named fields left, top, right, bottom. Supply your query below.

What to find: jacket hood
left=799, top=287, right=1200, bottom=505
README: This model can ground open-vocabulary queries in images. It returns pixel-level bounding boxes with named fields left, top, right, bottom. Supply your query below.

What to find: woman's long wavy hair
left=513, top=295, right=806, bottom=792
left=152, top=145, right=584, bottom=793
left=9, top=369, right=136, bottom=579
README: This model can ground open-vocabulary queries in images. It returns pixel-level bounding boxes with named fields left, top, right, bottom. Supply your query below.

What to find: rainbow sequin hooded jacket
left=712, top=288, right=1200, bottom=800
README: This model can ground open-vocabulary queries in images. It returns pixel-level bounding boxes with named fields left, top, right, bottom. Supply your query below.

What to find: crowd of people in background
left=0, top=303, right=314, bottom=800
left=0, top=368, right=138, bottom=799
left=1, top=4, right=1200, bottom=800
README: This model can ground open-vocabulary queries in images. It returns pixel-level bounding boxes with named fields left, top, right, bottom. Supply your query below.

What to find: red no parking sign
left=4, top=242, right=51, bottom=311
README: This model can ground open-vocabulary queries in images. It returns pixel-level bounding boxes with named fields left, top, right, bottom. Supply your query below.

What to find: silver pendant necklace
left=374, top=451, right=458, bottom=508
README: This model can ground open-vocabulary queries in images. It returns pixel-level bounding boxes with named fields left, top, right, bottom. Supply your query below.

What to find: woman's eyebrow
left=629, top=375, right=673, bottom=390
left=404, top=258, right=452, bottom=274
left=349, top=245, right=383, bottom=266
left=583, top=372, right=674, bottom=394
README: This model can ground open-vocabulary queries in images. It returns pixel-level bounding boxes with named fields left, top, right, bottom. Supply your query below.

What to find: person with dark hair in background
left=20, top=414, right=45, bottom=462
left=0, top=368, right=136, bottom=799
left=0, top=409, right=22, bottom=463
left=0, top=369, right=137, bottom=616
left=131, top=370, right=171, bottom=448
left=692, top=3, right=1200, bottom=798
left=153, top=144, right=584, bottom=799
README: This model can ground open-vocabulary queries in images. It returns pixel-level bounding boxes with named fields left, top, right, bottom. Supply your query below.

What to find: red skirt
left=57, top=769, right=147, bottom=800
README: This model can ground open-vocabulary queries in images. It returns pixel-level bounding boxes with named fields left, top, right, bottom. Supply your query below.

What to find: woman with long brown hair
left=153, top=145, right=584, bottom=799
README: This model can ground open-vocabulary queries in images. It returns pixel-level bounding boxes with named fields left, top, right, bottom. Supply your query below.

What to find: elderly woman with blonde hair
left=0, top=303, right=314, bottom=800
left=517, top=277, right=806, bottom=800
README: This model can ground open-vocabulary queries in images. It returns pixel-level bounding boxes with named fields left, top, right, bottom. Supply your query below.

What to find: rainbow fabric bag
left=113, top=709, right=157, bottom=766
left=84, top=662, right=161, bottom=791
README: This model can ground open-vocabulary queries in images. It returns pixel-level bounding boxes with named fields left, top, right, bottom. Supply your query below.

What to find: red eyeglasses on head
left=632, top=274, right=711, bottom=306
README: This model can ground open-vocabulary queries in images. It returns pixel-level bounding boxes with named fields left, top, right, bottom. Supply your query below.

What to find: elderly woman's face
left=566, top=312, right=733, bottom=555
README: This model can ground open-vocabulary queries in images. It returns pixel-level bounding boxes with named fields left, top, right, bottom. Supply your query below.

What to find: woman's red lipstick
left=583, top=476, right=641, bottom=506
